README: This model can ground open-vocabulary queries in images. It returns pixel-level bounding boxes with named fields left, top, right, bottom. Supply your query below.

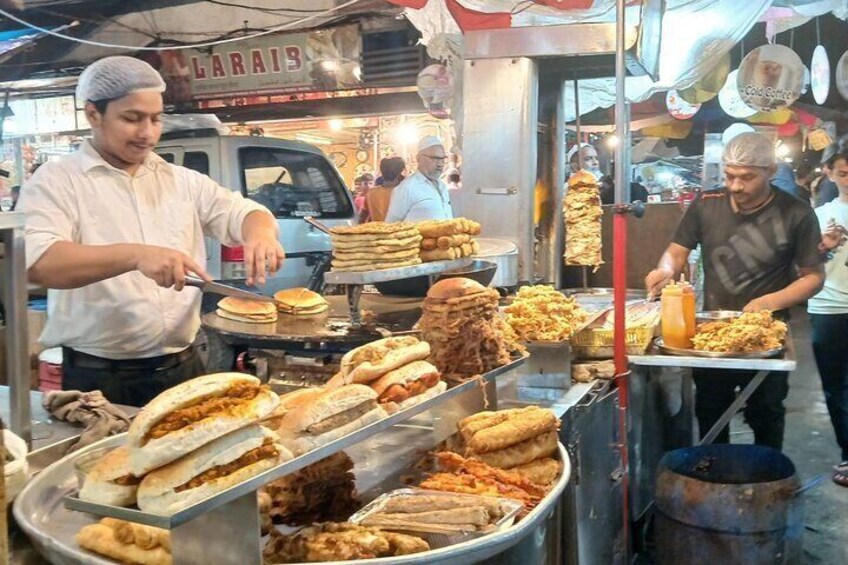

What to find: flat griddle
left=202, top=294, right=422, bottom=346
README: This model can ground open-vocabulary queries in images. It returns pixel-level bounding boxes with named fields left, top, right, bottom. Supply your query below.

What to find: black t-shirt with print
left=673, top=186, right=823, bottom=312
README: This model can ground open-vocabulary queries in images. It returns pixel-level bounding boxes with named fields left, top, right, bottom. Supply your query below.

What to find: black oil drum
left=654, top=444, right=803, bottom=565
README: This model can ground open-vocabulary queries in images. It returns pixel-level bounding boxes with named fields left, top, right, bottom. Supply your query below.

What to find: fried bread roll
left=464, top=407, right=558, bottom=453
left=77, top=523, right=171, bottom=565
left=472, top=430, right=558, bottom=469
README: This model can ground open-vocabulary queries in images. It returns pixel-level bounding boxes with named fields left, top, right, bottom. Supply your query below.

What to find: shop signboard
left=149, top=24, right=361, bottom=102
left=666, top=89, right=700, bottom=120
left=836, top=50, right=848, bottom=102
left=719, top=70, right=757, bottom=119
left=8, top=96, right=76, bottom=134
left=737, top=45, right=804, bottom=113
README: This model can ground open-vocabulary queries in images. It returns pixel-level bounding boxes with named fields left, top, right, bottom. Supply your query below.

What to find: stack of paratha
left=330, top=222, right=423, bottom=272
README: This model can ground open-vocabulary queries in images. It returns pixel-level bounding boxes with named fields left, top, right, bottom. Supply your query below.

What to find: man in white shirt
left=385, top=136, right=453, bottom=222
left=18, top=56, right=284, bottom=406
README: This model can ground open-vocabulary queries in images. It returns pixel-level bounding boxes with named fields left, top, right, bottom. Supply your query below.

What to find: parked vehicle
left=156, top=129, right=355, bottom=295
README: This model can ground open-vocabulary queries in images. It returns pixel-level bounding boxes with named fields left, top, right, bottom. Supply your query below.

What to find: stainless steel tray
left=272, top=444, right=571, bottom=565
left=348, top=488, right=522, bottom=545
left=18, top=358, right=526, bottom=532
left=696, top=310, right=743, bottom=321
left=324, top=258, right=472, bottom=285
left=655, top=337, right=784, bottom=359
left=15, top=418, right=569, bottom=565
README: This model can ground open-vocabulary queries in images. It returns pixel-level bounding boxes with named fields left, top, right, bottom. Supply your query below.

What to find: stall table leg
left=171, top=492, right=261, bottom=565
left=698, top=369, right=769, bottom=446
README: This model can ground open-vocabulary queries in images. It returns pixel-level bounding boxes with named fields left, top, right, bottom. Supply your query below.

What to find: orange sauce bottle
left=662, top=276, right=696, bottom=349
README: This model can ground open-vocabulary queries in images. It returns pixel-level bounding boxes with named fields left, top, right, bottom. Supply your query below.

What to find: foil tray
left=655, top=337, right=784, bottom=359
left=348, top=488, right=523, bottom=548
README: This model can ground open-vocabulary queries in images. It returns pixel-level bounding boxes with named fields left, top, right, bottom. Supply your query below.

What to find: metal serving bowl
left=374, top=260, right=498, bottom=297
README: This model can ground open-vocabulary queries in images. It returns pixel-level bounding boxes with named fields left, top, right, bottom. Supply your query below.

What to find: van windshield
left=239, top=146, right=353, bottom=219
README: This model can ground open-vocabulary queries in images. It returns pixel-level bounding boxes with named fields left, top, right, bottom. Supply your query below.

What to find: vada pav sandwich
left=127, top=373, right=279, bottom=476
left=78, top=447, right=140, bottom=507
left=278, top=384, right=387, bottom=455
left=137, top=425, right=290, bottom=515
left=273, top=288, right=329, bottom=316
left=216, top=297, right=278, bottom=324
left=370, top=360, right=446, bottom=411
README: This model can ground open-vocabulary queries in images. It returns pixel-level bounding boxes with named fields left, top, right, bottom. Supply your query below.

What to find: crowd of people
left=351, top=135, right=457, bottom=224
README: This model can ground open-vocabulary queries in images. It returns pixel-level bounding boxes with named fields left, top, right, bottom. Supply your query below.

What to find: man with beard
left=18, top=56, right=283, bottom=405
left=645, top=132, right=825, bottom=450
left=386, top=136, right=453, bottom=222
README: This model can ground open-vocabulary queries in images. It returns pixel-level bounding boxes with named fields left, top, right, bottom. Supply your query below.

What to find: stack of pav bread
left=216, top=297, right=278, bottom=324
left=325, top=336, right=447, bottom=414
left=417, top=217, right=481, bottom=262
left=78, top=373, right=285, bottom=516
left=273, top=287, right=329, bottom=317
left=418, top=278, right=521, bottom=383
left=455, top=407, right=562, bottom=488
left=329, top=221, right=423, bottom=272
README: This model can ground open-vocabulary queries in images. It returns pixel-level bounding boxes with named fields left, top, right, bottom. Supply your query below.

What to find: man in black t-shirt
left=645, top=132, right=825, bottom=450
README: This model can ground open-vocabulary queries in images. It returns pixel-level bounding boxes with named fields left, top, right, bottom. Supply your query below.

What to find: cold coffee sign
left=151, top=25, right=361, bottom=102
left=737, top=45, right=804, bottom=112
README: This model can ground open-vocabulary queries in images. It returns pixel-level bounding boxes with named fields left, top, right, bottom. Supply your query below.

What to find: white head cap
left=723, top=132, right=776, bottom=168
left=567, top=143, right=592, bottom=163
left=418, top=135, right=444, bottom=154
left=76, top=56, right=166, bottom=103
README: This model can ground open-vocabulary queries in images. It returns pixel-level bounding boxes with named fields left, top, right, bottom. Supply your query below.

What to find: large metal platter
left=202, top=295, right=422, bottom=344
left=15, top=440, right=569, bottom=565
left=655, top=337, right=784, bottom=359
left=15, top=417, right=569, bottom=565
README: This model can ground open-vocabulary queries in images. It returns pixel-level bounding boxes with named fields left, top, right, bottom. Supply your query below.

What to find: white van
left=156, top=130, right=355, bottom=295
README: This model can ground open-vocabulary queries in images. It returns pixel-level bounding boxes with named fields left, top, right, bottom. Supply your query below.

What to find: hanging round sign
left=810, top=45, right=829, bottom=104
left=737, top=45, right=805, bottom=112
left=679, top=52, right=730, bottom=105
left=666, top=90, right=700, bottom=120
left=719, top=70, right=757, bottom=119
left=835, top=50, right=848, bottom=101
left=722, top=123, right=755, bottom=145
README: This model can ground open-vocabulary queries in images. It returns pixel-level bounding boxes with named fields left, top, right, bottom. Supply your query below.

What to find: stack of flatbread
left=330, top=222, right=423, bottom=272
left=417, top=218, right=481, bottom=262
left=564, top=171, right=603, bottom=270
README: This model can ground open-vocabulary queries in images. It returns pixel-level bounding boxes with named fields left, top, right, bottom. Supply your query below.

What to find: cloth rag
left=42, top=390, right=131, bottom=453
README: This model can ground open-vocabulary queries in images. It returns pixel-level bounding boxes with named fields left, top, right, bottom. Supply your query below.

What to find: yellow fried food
left=504, top=285, right=588, bottom=342
left=691, top=311, right=787, bottom=353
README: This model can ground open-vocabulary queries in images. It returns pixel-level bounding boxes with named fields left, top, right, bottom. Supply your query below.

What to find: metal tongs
left=303, top=216, right=332, bottom=235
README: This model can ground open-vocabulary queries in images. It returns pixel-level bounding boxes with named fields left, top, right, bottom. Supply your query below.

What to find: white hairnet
left=76, top=56, right=166, bottom=103
left=418, top=135, right=444, bottom=153
left=567, top=142, right=592, bottom=163
left=722, top=132, right=776, bottom=168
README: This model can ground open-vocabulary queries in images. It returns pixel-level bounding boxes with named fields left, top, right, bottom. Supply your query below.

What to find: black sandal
left=833, top=462, right=848, bottom=488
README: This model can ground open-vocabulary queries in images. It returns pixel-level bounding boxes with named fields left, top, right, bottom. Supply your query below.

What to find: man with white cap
left=645, top=131, right=825, bottom=450
left=567, top=143, right=601, bottom=179
left=18, top=56, right=283, bottom=406
left=385, top=136, right=453, bottom=222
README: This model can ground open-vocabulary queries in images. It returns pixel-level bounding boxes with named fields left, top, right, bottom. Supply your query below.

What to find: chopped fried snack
left=262, top=522, right=429, bottom=563
left=420, top=452, right=547, bottom=512
left=78, top=519, right=171, bottom=565
left=505, top=286, right=589, bottom=342
left=564, top=171, right=603, bottom=270
left=259, top=452, right=357, bottom=526
left=418, top=278, right=524, bottom=383
left=691, top=311, right=787, bottom=353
